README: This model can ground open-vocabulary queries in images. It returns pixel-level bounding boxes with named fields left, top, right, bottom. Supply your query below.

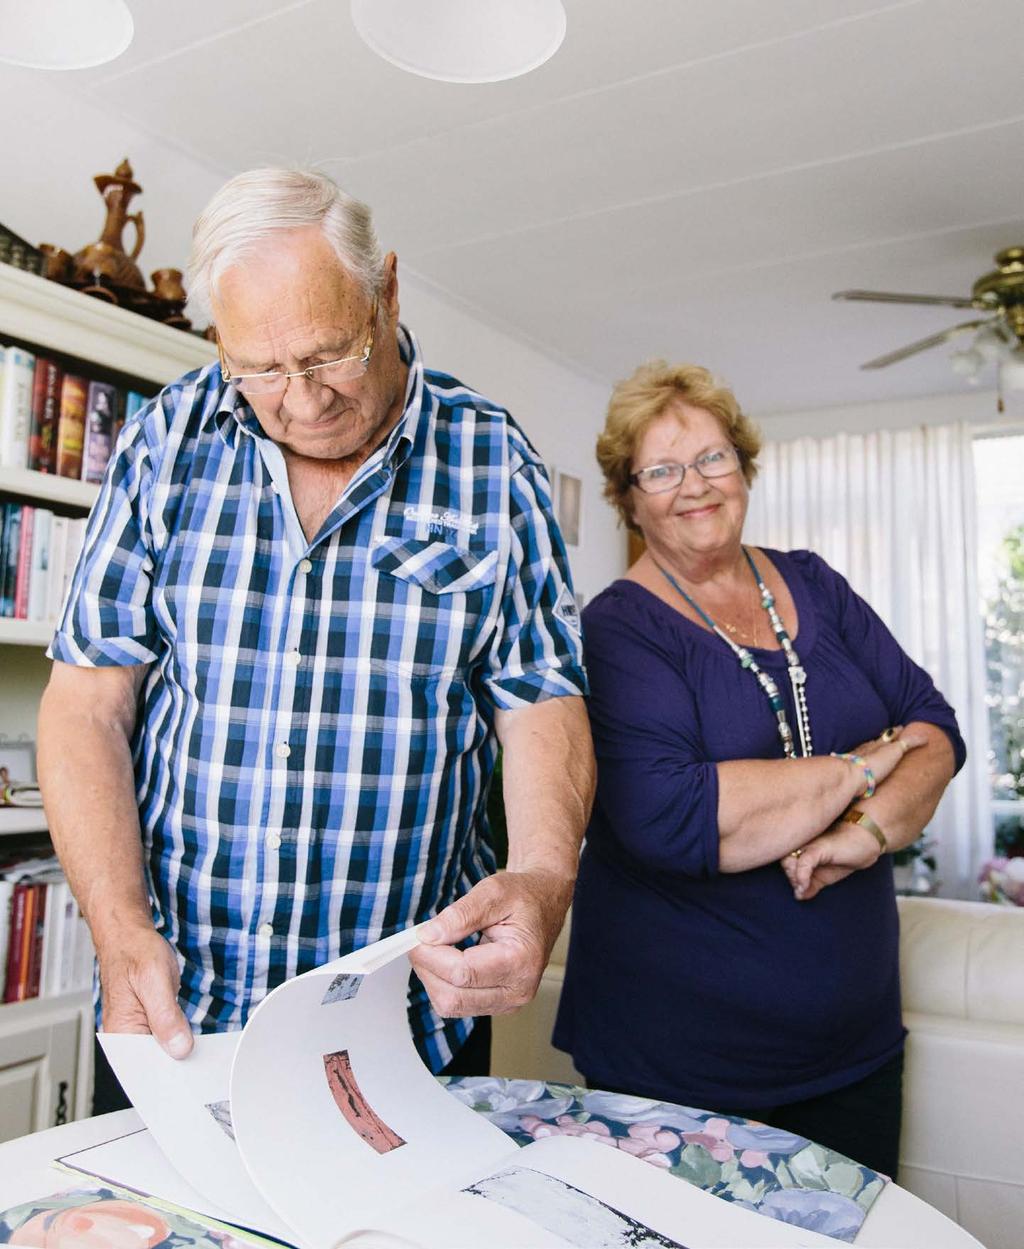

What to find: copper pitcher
left=73, top=158, right=146, bottom=290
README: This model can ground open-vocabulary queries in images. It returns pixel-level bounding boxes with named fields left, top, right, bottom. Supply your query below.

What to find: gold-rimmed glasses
left=219, top=297, right=378, bottom=396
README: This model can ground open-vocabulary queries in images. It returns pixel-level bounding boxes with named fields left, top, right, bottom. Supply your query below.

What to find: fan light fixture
left=0, top=0, right=133, bottom=70
left=350, top=0, right=566, bottom=84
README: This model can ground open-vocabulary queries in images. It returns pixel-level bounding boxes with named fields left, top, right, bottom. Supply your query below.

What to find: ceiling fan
left=832, top=246, right=1024, bottom=387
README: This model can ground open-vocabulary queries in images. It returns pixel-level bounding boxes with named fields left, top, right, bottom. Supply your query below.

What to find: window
left=973, top=432, right=1024, bottom=859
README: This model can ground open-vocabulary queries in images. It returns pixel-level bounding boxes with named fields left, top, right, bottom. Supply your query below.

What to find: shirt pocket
left=371, top=537, right=498, bottom=595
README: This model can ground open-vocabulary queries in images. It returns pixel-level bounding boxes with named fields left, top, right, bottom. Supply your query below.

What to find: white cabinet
left=0, top=263, right=215, bottom=1130
left=0, top=993, right=92, bottom=1143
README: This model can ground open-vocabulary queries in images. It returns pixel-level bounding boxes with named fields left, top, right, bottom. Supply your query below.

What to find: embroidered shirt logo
left=403, top=504, right=480, bottom=536
left=555, top=585, right=582, bottom=633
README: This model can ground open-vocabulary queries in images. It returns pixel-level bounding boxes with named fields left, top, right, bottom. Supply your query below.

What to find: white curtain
left=745, top=421, right=992, bottom=899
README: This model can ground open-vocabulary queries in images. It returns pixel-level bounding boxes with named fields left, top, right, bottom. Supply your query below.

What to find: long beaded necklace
left=654, top=547, right=814, bottom=759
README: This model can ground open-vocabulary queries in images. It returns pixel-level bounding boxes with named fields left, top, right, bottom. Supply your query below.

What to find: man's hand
left=780, top=823, right=883, bottom=901
left=96, top=924, right=193, bottom=1059
left=408, top=868, right=573, bottom=1018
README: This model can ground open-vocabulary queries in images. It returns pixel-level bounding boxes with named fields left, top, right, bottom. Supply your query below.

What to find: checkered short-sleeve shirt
left=50, top=325, right=587, bottom=1070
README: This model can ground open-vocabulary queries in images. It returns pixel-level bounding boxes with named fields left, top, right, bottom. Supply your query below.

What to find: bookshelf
left=0, top=264, right=216, bottom=1133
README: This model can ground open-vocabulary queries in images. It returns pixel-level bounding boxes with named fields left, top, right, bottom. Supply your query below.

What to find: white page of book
left=97, top=1030, right=291, bottom=1240
left=230, top=930, right=514, bottom=1249
left=336, top=1134, right=840, bottom=1249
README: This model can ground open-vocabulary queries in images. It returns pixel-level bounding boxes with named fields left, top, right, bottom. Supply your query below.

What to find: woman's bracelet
left=841, top=807, right=888, bottom=854
left=830, top=750, right=876, bottom=798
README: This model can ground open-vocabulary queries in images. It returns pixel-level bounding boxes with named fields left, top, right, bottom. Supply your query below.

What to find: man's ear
left=382, top=251, right=400, bottom=320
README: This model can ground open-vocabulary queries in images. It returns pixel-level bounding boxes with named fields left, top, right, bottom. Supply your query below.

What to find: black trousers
left=585, top=1051, right=904, bottom=1180
left=92, top=1016, right=492, bottom=1116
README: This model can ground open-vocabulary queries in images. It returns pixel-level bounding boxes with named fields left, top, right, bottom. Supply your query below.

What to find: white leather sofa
left=492, top=895, right=1024, bottom=1249
left=897, top=896, right=1024, bottom=1249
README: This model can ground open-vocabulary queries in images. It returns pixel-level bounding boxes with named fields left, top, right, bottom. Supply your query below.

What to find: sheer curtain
left=745, top=421, right=992, bottom=898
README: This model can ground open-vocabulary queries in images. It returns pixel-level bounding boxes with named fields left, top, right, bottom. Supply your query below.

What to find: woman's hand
left=845, top=726, right=928, bottom=792
left=781, top=821, right=884, bottom=901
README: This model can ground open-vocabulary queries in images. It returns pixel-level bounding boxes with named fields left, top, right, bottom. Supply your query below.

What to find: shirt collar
left=204, top=321, right=427, bottom=464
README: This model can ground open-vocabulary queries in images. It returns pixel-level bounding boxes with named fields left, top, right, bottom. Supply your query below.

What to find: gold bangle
left=841, top=808, right=888, bottom=853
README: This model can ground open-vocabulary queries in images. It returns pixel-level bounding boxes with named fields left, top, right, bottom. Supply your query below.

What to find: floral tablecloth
left=444, top=1076, right=888, bottom=1243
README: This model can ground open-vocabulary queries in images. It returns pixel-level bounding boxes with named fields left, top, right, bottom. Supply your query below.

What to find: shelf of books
left=0, top=263, right=216, bottom=650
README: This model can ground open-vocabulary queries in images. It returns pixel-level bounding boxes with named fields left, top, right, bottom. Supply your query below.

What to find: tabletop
left=0, top=1083, right=983, bottom=1248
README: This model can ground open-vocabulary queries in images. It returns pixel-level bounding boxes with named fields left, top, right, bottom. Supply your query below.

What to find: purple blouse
left=553, top=549, right=965, bottom=1109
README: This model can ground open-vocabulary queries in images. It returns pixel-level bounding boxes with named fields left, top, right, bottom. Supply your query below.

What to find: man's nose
left=283, top=373, right=332, bottom=415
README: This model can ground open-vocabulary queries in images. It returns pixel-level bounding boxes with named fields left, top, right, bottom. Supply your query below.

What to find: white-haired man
left=38, top=169, right=594, bottom=1111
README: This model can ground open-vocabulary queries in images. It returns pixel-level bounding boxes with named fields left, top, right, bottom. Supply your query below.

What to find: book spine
left=4, top=882, right=33, bottom=1002
left=27, top=507, right=52, bottom=621
left=82, top=379, right=117, bottom=484
left=28, top=358, right=62, bottom=474
left=2, top=882, right=27, bottom=1001
left=1, top=503, right=21, bottom=617
left=0, top=880, right=13, bottom=1000
left=27, top=883, right=47, bottom=999
left=46, top=513, right=70, bottom=622
left=0, top=345, right=36, bottom=469
left=13, top=504, right=34, bottom=619
left=55, top=374, right=88, bottom=480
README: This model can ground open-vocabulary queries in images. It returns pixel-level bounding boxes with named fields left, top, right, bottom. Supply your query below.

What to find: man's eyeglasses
left=219, top=298, right=378, bottom=396
left=630, top=444, right=740, bottom=494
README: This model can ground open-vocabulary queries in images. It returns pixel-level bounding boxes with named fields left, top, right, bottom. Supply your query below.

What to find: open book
left=65, top=928, right=839, bottom=1249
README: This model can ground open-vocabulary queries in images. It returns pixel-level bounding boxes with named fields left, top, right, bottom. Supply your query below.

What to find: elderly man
left=38, top=169, right=594, bottom=1111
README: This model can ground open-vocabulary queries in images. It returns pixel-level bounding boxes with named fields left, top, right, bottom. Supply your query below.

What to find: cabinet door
left=0, top=1005, right=81, bottom=1143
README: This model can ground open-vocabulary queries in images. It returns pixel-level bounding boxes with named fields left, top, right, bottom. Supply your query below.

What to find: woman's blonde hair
left=597, top=361, right=761, bottom=532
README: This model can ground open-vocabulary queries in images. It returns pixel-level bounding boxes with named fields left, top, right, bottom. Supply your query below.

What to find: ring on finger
left=881, top=727, right=897, bottom=743
left=789, top=848, right=803, bottom=859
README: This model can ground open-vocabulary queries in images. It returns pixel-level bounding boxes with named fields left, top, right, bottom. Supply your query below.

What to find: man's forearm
left=37, top=667, right=152, bottom=946
left=496, top=695, right=595, bottom=888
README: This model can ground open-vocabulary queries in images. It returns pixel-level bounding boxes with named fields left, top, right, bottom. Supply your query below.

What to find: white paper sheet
left=229, top=928, right=512, bottom=1248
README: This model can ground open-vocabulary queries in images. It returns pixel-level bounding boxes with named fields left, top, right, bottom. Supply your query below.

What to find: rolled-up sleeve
left=585, top=601, right=720, bottom=878
left=808, top=553, right=967, bottom=774
left=49, top=417, right=159, bottom=667
left=483, top=459, right=588, bottom=709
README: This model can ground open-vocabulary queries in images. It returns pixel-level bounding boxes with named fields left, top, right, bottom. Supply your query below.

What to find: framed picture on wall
left=0, top=735, right=36, bottom=787
left=553, top=469, right=582, bottom=547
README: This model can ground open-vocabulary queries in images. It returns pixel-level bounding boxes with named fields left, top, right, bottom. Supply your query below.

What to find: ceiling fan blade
left=860, top=320, right=991, bottom=370
left=833, top=289, right=978, bottom=309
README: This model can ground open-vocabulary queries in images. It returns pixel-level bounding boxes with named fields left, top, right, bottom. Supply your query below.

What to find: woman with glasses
left=552, top=361, right=964, bottom=1178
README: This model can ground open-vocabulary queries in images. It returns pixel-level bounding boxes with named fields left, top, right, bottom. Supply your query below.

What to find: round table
left=0, top=1100, right=982, bottom=1248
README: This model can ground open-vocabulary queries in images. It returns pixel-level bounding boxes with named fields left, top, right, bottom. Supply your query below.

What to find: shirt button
left=271, top=482, right=281, bottom=495
left=285, top=649, right=301, bottom=668
left=274, top=742, right=291, bottom=759
left=266, top=832, right=282, bottom=850
left=298, top=559, right=313, bottom=574
left=258, top=922, right=274, bottom=939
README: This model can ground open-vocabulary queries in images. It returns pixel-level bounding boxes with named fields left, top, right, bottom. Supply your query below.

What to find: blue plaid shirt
left=50, top=326, right=586, bottom=1070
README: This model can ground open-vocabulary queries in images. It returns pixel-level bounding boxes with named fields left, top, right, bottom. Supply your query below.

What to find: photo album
left=51, top=929, right=837, bottom=1249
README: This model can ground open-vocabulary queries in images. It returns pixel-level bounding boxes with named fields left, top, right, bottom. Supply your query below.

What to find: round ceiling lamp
left=0, top=0, right=134, bottom=71
left=351, top=0, right=566, bottom=84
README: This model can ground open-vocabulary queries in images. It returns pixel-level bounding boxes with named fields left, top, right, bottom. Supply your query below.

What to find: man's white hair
left=186, top=168, right=386, bottom=324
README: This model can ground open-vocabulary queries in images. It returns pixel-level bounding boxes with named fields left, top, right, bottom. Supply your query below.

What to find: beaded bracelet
left=830, top=750, right=876, bottom=798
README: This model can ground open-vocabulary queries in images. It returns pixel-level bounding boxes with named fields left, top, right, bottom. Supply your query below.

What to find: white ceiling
left=42, top=0, right=1024, bottom=412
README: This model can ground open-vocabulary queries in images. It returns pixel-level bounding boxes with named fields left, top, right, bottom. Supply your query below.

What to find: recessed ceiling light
left=351, top=0, right=566, bottom=84
left=0, top=0, right=134, bottom=70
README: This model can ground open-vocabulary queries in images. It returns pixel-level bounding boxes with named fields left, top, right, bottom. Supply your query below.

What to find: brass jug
left=73, top=158, right=146, bottom=290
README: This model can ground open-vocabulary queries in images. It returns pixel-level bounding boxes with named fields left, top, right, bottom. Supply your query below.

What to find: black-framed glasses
left=630, top=444, right=740, bottom=494
left=219, top=297, right=378, bottom=396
